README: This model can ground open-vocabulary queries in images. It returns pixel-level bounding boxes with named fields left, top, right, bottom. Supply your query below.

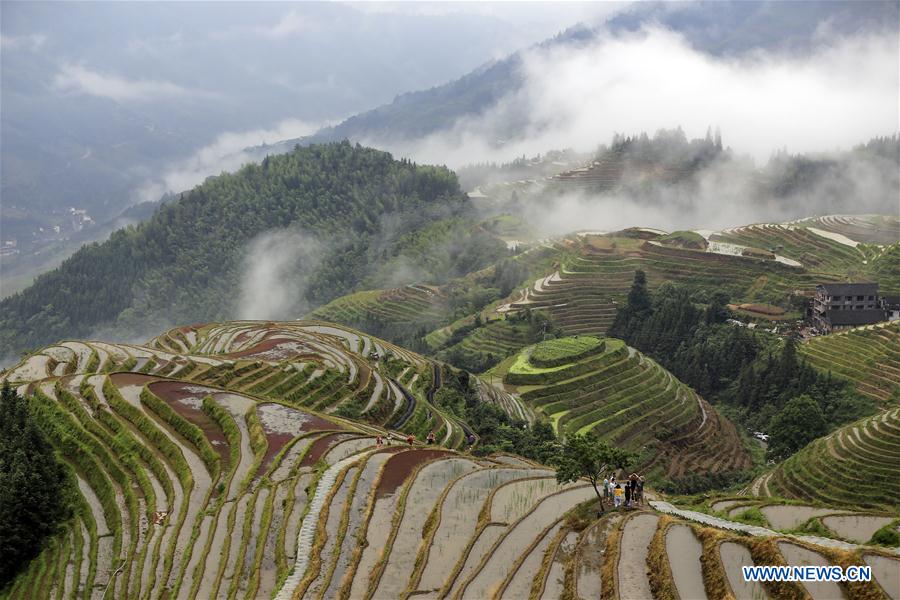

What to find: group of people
left=374, top=431, right=438, bottom=447
left=603, top=473, right=644, bottom=509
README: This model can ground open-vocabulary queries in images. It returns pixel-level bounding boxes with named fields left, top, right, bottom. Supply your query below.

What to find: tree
left=766, top=394, right=828, bottom=461
left=551, top=434, right=635, bottom=511
left=0, top=381, right=73, bottom=586
left=609, top=269, right=652, bottom=338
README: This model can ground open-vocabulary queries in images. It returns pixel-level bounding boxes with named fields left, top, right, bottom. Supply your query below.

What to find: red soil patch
left=254, top=403, right=339, bottom=473
left=148, top=381, right=230, bottom=467
left=375, top=449, right=451, bottom=498
left=300, top=433, right=356, bottom=468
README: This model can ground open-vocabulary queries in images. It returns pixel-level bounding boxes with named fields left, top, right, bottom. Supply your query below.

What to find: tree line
left=610, top=270, right=873, bottom=461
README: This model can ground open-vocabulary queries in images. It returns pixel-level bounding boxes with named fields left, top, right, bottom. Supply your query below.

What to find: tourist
left=375, top=435, right=383, bottom=447
left=637, top=476, right=645, bottom=505
left=426, top=431, right=436, bottom=445
left=624, top=480, right=632, bottom=507
left=603, top=476, right=611, bottom=503
left=613, top=483, right=623, bottom=508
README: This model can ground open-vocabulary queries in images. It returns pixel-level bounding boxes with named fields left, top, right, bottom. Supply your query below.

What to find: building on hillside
left=882, top=295, right=900, bottom=321
left=811, top=282, right=885, bottom=333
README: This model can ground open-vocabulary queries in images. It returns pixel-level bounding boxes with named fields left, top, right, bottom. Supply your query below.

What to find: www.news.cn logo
left=743, top=565, right=871, bottom=582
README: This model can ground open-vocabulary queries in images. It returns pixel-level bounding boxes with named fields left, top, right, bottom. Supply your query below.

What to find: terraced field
left=751, top=407, right=900, bottom=511
left=493, top=219, right=897, bottom=342
left=4, top=319, right=896, bottom=598
left=792, top=214, right=900, bottom=246
left=309, top=284, right=451, bottom=337
left=503, top=337, right=752, bottom=481
left=799, top=322, right=900, bottom=403
left=503, top=237, right=848, bottom=338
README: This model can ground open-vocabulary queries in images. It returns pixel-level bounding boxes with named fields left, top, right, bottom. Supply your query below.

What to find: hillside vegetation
left=0, top=143, right=506, bottom=355
left=752, top=407, right=900, bottom=511
left=501, top=336, right=752, bottom=491
left=800, top=322, right=900, bottom=404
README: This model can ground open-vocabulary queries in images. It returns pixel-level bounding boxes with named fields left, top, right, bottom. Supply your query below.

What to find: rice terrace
left=2, top=2, right=900, bottom=599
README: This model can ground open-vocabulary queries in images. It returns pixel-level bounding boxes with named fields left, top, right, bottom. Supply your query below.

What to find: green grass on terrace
left=508, top=348, right=573, bottom=375
left=530, top=335, right=602, bottom=365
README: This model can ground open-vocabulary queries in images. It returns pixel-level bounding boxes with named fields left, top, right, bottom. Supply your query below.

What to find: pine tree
left=0, top=381, right=73, bottom=586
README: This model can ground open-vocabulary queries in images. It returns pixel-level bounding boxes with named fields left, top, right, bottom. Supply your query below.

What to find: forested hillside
left=0, top=143, right=506, bottom=354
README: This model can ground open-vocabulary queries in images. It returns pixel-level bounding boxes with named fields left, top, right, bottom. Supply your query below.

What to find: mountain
left=3, top=1, right=587, bottom=247
left=271, top=1, right=898, bottom=153
left=0, top=143, right=507, bottom=356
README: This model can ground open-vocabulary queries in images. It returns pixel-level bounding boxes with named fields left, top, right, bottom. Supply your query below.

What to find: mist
left=237, top=229, right=323, bottom=321
left=377, top=26, right=899, bottom=168
left=501, top=142, right=900, bottom=237
left=135, top=119, right=320, bottom=203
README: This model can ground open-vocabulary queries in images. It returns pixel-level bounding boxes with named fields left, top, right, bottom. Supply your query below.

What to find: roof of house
left=882, top=295, right=900, bottom=306
left=824, top=309, right=886, bottom=326
left=816, top=282, right=878, bottom=296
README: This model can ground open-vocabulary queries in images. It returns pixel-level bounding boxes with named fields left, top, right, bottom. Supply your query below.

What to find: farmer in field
left=406, top=434, right=415, bottom=446
left=375, top=435, right=383, bottom=447
left=426, top=431, right=436, bottom=444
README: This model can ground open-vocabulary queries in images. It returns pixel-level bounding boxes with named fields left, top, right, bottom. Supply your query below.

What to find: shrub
left=871, top=525, right=900, bottom=547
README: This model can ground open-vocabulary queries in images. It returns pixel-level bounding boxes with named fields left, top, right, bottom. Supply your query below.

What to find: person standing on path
left=613, top=483, right=623, bottom=508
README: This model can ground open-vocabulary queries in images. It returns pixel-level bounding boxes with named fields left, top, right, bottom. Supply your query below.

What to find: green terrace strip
left=752, top=407, right=900, bottom=511
left=799, top=322, right=900, bottom=403
left=530, top=335, right=604, bottom=367
left=504, top=336, right=752, bottom=485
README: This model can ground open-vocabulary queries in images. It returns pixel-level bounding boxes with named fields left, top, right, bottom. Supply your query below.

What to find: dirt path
left=616, top=513, right=659, bottom=600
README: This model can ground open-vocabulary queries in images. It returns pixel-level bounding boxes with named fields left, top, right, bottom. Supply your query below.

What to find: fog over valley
left=2, top=4, right=900, bottom=599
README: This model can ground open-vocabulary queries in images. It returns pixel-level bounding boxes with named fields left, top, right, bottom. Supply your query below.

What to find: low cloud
left=53, top=62, right=195, bottom=102
left=0, top=33, right=47, bottom=51
left=378, top=26, right=899, bottom=167
left=237, top=229, right=323, bottom=320
left=259, top=10, right=308, bottom=38
left=134, top=118, right=320, bottom=202
left=509, top=147, right=899, bottom=238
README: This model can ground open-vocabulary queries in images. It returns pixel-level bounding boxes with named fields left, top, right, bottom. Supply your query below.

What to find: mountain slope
left=499, top=336, right=753, bottom=488
left=0, top=143, right=506, bottom=354
left=7, top=320, right=894, bottom=599
left=272, top=1, right=898, bottom=152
